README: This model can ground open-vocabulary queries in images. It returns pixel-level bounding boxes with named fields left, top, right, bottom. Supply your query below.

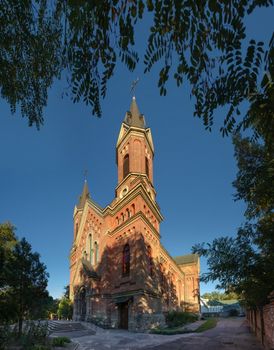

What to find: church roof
left=78, top=180, right=90, bottom=209
left=124, top=97, right=146, bottom=129
left=173, top=253, right=199, bottom=265
left=81, top=258, right=100, bottom=280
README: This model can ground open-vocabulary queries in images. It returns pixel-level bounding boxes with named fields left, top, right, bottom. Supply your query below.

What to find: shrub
left=32, top=345, right=50, bottom=350
left=52, top=337, right=71, bottom=347
left=19, top=321, right=48, bottom=349
left=0, top=324, right=14, bottom=350
left=166, top=311, right=198, bottom=328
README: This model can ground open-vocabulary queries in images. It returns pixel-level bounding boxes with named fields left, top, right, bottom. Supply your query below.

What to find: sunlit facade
left=69, top=97, right=200, bottom=331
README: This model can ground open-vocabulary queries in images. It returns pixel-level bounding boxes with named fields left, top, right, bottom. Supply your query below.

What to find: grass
left=151, top=317, right=218, bottom=335
left=151, top=326, right=189, bottom=335
left=195, top=318, right=217, bottom=333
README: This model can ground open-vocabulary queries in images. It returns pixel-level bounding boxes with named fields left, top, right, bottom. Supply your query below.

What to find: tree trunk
left=18, top=316, right=23, bottom=337
left=259, top=306, right=265, bottom=346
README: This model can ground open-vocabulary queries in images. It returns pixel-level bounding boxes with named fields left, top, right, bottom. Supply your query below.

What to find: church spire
left=124, top=97, right=146, bottom=129
left=78, top=180, right=90, bottom=209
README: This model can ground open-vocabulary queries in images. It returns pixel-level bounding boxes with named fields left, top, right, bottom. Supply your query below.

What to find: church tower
left=116, top=97, right=156, bottom=202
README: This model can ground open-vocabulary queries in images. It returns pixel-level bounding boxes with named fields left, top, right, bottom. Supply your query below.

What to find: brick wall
left=247, top=291, right=274, bottom=349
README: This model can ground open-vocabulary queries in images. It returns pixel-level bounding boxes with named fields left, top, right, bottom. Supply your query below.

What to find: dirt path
left=146, top=318, right=263, bottom=350
left=64, top=317, right=263, bottom=350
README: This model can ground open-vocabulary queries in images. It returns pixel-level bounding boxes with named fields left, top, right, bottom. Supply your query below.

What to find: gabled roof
left=173, top=253, right=199, bottom=265
left=81, top=258, right=100, bottom=280
left=124, top=97, right=146, bottom=129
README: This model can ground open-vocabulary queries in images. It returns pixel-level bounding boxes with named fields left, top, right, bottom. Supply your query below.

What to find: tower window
left=94, top=241, right=99, bottom=264
left=145, top=157, right=149, bottom=178
left=89, top=234, right=93, bottom=264
left=122, top=244, right=130, bottom=276
left=123, top=154, right=129, bottom=178
left=147, top=245, right=153, bottom=277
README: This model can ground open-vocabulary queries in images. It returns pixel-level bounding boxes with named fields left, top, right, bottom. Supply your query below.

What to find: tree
left=193, top=132, right=274, bottom=308
left=64, top=285, right=70, bottom=299
left=57, top=297, right=73, bottom=320
left=0, top=222, right=17, bottom=286
left=0, top=223, right=18, bottom=323
left=4, top=237, right=49, bottom=334
left=29, top=292, right=59, bottom=320
left=0, top=1, right=273, bottom=139
left=202, top=291, right=238, bottom=301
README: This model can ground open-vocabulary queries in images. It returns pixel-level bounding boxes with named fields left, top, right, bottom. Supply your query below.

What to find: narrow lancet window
left=123, top=154, right=129, bottom=178
left=94, top=241, right=99, bottom=264
left=148, top=245, right=153, bottom=277
left=89, top=234, right=93, bottom=264
left=122, top=244, right=130, bottom=276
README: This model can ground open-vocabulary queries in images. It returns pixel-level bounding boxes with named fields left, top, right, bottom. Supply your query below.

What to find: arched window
left=145, top=157, right=149, bottom=178
left=123, top=154, right=129, bottom=178
left=122, top=244, right=130, bottom=276
left=147, top=246, right=153, bottom=277
left=94, top=241, right=99, bottom=264
left=89, top=234, right=93, bottom=264
left=131, top=204, right=135, bottom=215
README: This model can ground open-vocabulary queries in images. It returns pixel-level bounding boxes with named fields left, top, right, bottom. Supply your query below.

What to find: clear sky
left=0, top=6, right=272, bottom=299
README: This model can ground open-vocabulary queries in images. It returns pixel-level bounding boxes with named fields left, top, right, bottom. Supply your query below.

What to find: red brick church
left=69, top=97, right=200, bottom=331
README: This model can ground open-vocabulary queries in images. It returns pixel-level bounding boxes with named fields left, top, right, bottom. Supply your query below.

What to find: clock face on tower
left=120, top=186, right=129, bottom=198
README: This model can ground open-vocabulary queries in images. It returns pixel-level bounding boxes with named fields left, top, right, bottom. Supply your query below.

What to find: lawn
left=150, top=318, right=218, bottom=335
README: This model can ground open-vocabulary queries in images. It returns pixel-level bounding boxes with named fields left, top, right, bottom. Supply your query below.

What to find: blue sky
left=0, top=6, right=272, bottom=299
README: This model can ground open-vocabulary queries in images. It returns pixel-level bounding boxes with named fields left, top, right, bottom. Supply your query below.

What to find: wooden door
left=119, top=302, right=128, bottom=329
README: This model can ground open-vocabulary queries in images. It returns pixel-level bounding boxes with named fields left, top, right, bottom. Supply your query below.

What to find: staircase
left=48, top=321, right=93, bottom=335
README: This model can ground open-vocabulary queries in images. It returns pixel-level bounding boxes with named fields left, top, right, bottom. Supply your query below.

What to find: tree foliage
left=193, top=132, right=274, bottom=307
left=202, top=291, right=238, bottom=301
left=57, top=297, right=73, bottom=320
left=0, top=223, right=49, bottom=334
left=0, top=0, right=62, bottom=127
left=0, top=0, right=273, bottom=137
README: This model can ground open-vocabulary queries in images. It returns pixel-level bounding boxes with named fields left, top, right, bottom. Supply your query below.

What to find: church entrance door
left=119, top=302, right=128, bottom=329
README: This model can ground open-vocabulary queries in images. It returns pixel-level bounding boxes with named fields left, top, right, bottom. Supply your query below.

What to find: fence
left=246, top=291, right=274, bottom=349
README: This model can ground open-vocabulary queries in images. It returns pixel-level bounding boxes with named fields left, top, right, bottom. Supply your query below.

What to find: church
left=69, top=97, right=200, bottom=331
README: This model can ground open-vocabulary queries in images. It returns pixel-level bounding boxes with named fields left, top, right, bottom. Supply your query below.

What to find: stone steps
left=48, top=321, right=87, bottom=334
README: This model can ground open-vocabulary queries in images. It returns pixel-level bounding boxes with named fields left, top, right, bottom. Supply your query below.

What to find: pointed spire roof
left=124, top=97, right=146, bottom=129
left=78, top=180, right=90, bottom=209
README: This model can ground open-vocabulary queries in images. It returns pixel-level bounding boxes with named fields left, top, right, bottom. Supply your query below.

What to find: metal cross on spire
left=130, top=77, right=139, bottom=97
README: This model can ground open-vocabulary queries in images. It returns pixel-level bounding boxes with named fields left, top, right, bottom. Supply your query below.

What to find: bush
left=52, top=337, right=71, bottom=347
left=165, top=311, right=198, bottom=328
left=32, top=345, right=50, bottom=350
left=0, top=324, right=14, bottom=350
left=20, top=321, right=48, bottom=348
left=0, top=322, right=50, bottom=350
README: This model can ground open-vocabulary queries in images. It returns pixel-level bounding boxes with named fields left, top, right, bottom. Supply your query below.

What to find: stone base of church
left=73, top=292, right=167, bottom=332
